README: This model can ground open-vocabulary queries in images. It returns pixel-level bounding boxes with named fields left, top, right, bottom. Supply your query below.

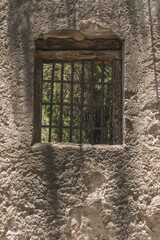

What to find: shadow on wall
left=7, top=0, right=34, bottom=143
left=112, top=150, right=138, bottom=240
left=147, top=0, right=160, bottom=115
left=36, top=144, right=61, bottom=238
left=65, top=0, right=76, bottom=29
left=64, top=147, right=140, bottom=240
left=6, top=1, right=145, bottom=239
left=7, top=0, right=78, bottom=143
left=16, top=144, right=62, bottom=239
left=28, top=144, right=87, bottom=239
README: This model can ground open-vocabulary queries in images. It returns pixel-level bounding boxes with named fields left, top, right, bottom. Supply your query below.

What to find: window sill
left=31, top=142, right=125, bottom=152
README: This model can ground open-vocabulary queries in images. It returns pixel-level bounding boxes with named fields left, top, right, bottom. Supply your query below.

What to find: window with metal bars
left=34, top=35, right=123, bottom=145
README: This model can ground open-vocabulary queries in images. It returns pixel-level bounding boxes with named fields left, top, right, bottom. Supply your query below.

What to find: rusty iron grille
left=41, top=60, right=115, bottom=144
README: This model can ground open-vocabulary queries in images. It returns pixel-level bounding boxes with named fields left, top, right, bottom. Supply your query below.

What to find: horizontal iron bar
left=41, top=125, right=112, bottom=130
left=42, top=102, right=113, bottom=107
left=42, top=79, right=113, bottom=85
left=43, top=59, right=113, bottom=64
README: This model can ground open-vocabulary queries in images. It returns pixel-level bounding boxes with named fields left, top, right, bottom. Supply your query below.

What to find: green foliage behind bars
left=41, top=62, right=112, bottom=144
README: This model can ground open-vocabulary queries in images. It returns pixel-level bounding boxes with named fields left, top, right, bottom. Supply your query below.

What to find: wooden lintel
left=36, top=50, right=122, bottom=60
left=36, top=38, right=122, bottom=51
left=40, top=30, right=122, bottom=41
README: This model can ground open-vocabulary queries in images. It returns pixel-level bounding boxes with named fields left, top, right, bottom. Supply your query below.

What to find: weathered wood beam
left=36, top=50, right=122, bottom=60
left=36, top=38, right=122, bottom=51
left=40, top=30, right=122, bottom=41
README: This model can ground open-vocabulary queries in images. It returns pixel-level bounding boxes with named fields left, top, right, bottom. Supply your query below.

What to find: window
left=34, top=31, right=123, bottom=144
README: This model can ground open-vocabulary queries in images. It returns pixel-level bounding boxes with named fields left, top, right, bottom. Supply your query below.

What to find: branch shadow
left=6, top=1, right=147, bottom=239
left=147, top=0, right=160, bottom=116
left=7, top=0, right=34, bottom=145
left=111, top=149, right=139, bottom=240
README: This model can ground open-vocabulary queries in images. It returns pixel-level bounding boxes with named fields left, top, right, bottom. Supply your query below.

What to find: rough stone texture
left=0, top=0, right=160, bottom=239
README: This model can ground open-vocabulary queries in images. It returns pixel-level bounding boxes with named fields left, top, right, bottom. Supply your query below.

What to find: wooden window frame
left=34, top=36, right=123, bottom=144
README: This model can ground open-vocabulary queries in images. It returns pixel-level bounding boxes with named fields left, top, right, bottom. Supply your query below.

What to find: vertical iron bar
left=90, top=61, right=94, bottom=144
left=109, top=106, right=112, bottom=144
left=70, top=61, right=74, bottom=142
left=49, top=62, right=55, bottom=142
left=100, top=61, right=104, bottom=143
left=111, top=62, right=114, bottom=144
left=106, top=64, right=109, bottom=144
left=36, top=58, right=43, bottom=143
left=60, top=62, right=64, bottom=142
left=80, top=62, right=84, bottom=143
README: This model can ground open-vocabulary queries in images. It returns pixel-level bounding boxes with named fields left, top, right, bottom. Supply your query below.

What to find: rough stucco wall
left=0, top=0, right=160, bottom=239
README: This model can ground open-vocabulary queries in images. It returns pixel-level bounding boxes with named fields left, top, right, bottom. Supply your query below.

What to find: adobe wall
left=0, top=0, right=160, bottom=239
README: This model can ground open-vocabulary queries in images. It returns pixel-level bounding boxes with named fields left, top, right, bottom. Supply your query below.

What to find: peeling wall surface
left=0, top=0, right=160, bottom=239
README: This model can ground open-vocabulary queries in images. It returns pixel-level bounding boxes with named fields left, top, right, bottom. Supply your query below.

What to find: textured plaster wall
left=0, top=0, right=160, bottom=239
